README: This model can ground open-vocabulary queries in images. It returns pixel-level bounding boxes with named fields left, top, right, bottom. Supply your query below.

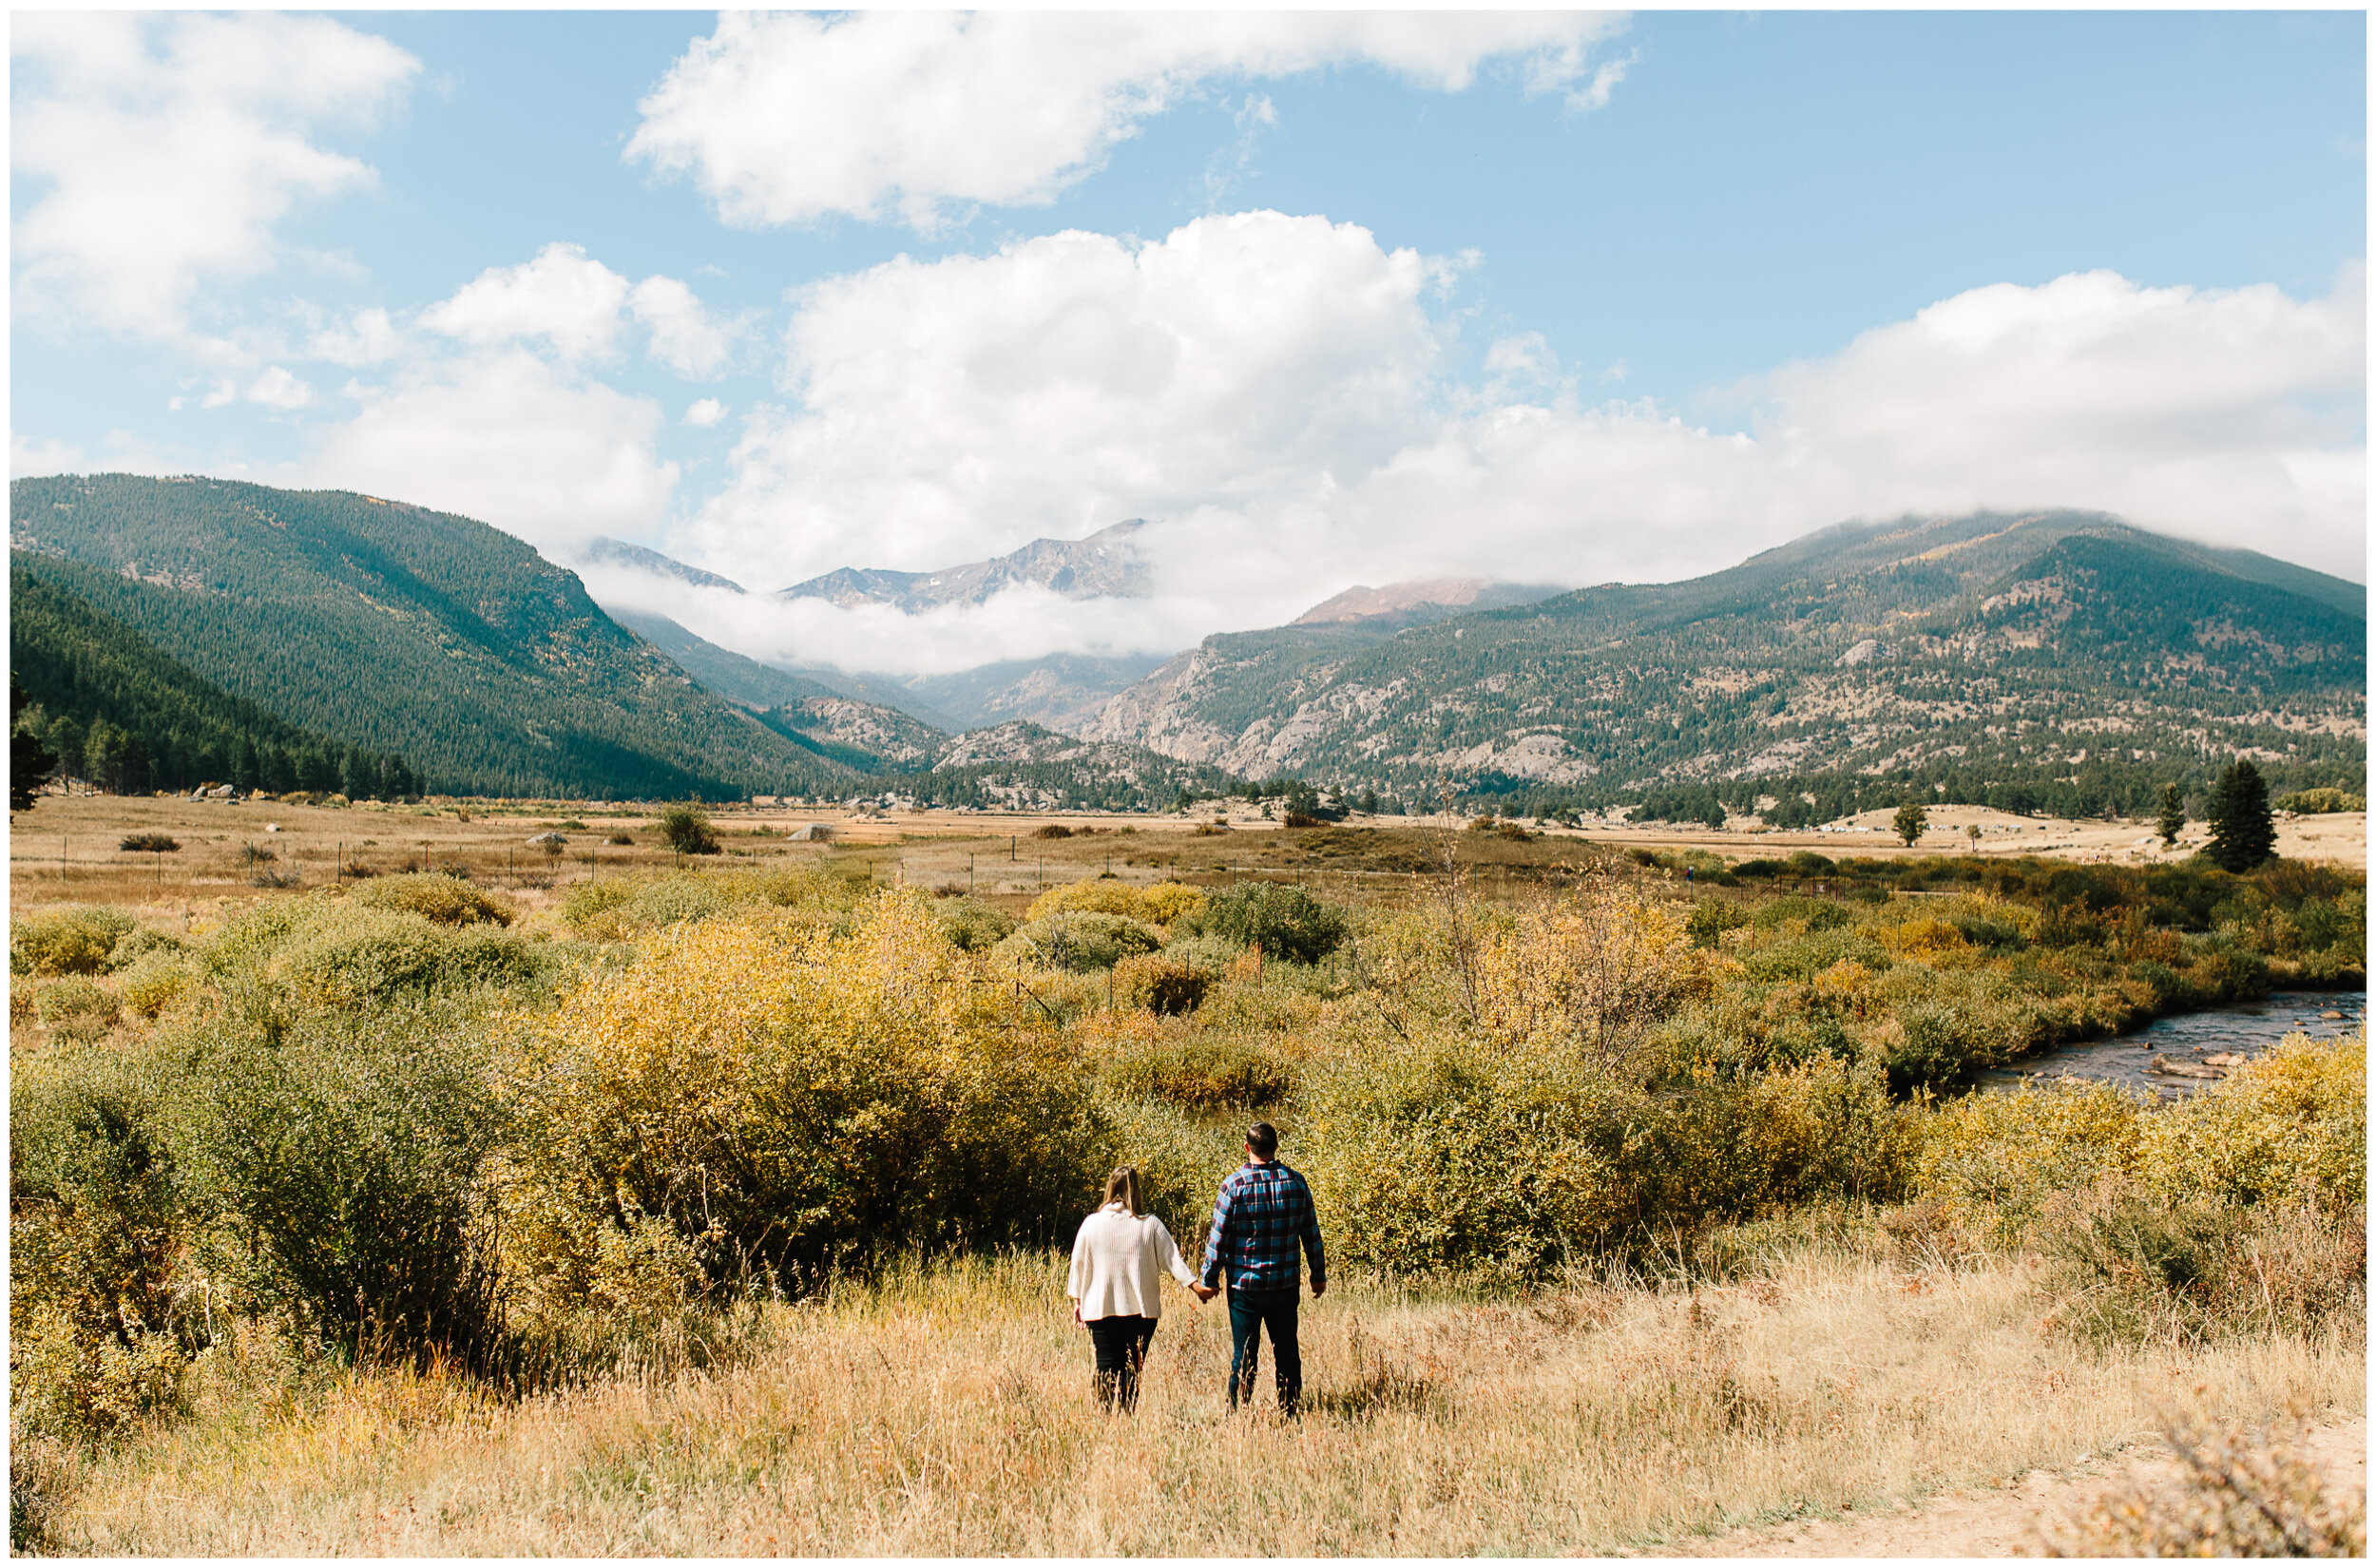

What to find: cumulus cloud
left=629, top=276, right=739, bottom=377
left=297, top=350, right=678, bottom=549
left=683, top=398, right=728, bottom=429
left=419, top=242, right=633, bottom=361
left=652, top=215, right=2363, bottom=677
left=11, top=11, right=417, bottom=343
left=301, top=305, right=401, bottom=366
left=628, top=11, right=1628, bottom=232
left=683, top=209, right=1451, bottom=583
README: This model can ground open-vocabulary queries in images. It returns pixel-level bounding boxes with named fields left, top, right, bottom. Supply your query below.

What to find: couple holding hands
left=1065, top=1120, right=1325, bottom=1416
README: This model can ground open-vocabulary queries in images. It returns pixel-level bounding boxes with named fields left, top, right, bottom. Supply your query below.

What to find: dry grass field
left=31, top=1245, right=2363, bottom=1557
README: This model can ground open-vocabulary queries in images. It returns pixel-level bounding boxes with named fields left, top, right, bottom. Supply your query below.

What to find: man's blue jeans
left=1226, top=1286, right=1301, bottom=1413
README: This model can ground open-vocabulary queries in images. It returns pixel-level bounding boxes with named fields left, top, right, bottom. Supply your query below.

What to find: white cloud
left=683, top=398, right=728, bottom=429
left=10, top=432, right=87, bottom=477
left=420, top=242, right=632, bottom=361
left=628, top=276, right=739, bottom=377
left=684, top=210, right=1450, bottom=585
left=628, top=11, right=1628, bottom=232
left=302, top=305, right=401, bottom=366
left=245, top=366, right=313, bottom=411
left=11, top=12, right=417, bottom=342
left=658, top=217, right=2363, bottom=676
left=297, top=350, right=678, bottom=549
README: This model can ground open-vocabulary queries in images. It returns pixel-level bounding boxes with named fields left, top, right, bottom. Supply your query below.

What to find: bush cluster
left=1191, top=882, right=1349, bottom=964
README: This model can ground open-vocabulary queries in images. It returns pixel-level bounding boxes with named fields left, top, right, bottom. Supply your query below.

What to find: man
left=1194, top=1120, right=1326, bottom=1415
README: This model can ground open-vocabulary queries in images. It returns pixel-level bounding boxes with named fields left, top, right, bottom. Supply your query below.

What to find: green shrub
left=109, top=926, right=190, bottom=968
left=1685, top=899, right=1752, bottom=948
left=934, top=897, right=1017, bottom=952
left=1195, top=882, right=1349, bottom=964
left=1100, top=1037, right=1295, bottom=1111
left=118, top=832, right=180, bottom=854
left=188, top=1004, right=509, bottom=1366
left=1739, top=927, right=1890, bottom=982
left=265, top=908, right=545, bottom=1010
left=997, top=911, right=1163, bottom=972
left=352, top=872, right=515, bottom=927
left=33, top=978, right=121, bottom=1042
left=12, top=907, right=137, bottom=976
left=656, top=804, right=720, bottom=856
left=10, top=1042, right=195, bottom=1440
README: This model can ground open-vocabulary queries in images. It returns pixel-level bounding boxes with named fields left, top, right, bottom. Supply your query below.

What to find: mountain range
left=11, top=478, right=2364, bottom=816
left=1083, top=510, right=2365, bottom=816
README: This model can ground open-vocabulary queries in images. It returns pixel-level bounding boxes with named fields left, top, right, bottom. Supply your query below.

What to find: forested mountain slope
left=10, top=475, right=861, bottom=800
left=1087, top=511, right=2366, bottom=813
left=10, top=565, right=417, bottom=796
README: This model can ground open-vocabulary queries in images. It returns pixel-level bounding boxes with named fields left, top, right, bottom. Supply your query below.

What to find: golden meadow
left=10, top=839, right=2365, bottom=1552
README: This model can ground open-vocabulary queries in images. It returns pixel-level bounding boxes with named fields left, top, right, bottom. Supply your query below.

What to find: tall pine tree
left=2204, top=758, right=2276, bottom=871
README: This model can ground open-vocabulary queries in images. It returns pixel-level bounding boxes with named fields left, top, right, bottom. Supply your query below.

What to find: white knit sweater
left=1067, top=1203, right=1199, bottom=1321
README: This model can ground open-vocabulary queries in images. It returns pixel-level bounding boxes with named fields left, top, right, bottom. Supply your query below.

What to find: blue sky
left=10, top=10, right=2366, bottom=673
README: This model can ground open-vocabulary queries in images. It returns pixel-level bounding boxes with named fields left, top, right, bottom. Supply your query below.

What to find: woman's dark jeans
left=1085, top=1314, right=1158, bottom=1411
left=1226, top=1288, right=1300, bottom=1414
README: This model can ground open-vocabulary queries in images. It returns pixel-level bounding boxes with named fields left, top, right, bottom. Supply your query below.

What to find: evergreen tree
left=11, top=677, right=58, bottom=813
left=1893, top=799, right=1928, bottom=846
left=2156, top=781, right=2186, bottom=848
left=2204, top=758, right=2276, bottom=871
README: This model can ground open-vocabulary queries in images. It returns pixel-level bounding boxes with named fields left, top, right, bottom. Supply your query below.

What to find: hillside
left=10, top=475, right=863, bottom=800
left=1086, top=511, right=2366, bottom=816
left=890, top=720, right=1238, bottom=813
left=10, top=565, right=417, bottom=797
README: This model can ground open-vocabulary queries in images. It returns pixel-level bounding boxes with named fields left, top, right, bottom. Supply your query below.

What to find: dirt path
left=1663, top=1414, right=2366, bottom=1558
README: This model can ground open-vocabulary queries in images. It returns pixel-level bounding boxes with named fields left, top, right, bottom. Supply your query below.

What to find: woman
left=1067, top=1166, right=1200, bottom=1412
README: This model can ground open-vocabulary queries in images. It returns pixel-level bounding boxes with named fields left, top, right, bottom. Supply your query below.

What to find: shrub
left=500, top=895, right=1108, bottom=1301
left=2136, top=1029, right=2365, bottom=1210
left=12, top=906, right=137, bottom=976
left=557, top=867, right=849, bottom=940
left=1111, top=951, right=1215, bottom=1015
left=1032, top=824, right=1074, bottom=840
left=33, top=978, right=121, bottom=1042
left=10, top=1042, right=195, bottom=1441
left=2041, top=1409, right=2368, bottom=1556
left=656, top=803, right=720, bottom=856
left=1685, top=899, right=1752, bottom=948
left=115, top=950, right=201, bottom=1020
left=934, top=896, right=1017, bottom=952
left=352, top=871, right=516, bottom=927
left=1027, top=879, right=1203, bottom=927
left=1475, top=889, right=1716, bottom=1072
left=189, top=1004, right=508, bottom=1367
left=606, top=832, right=635, bottom=846
left=1912, top=1080, right=2143, bottom=1242
left=998, top=911, right=1164, bottom=972
left=1100, top=1036, right=1295, bottom=1111
left=264, top=908, right=545, bottom=1010
left=1301, top=1035, right=1908, bottom=1277
left=118, top=832, right=179, bottom=853
left=2047, top=1197, right=2366, bottom=1347
left=1751, top=895, right=1851, bottom=933
left=1195, top=882, right=1349, bottom=964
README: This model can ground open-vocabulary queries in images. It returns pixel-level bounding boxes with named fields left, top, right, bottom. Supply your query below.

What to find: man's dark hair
left=1246, top=1122, right=1278, bottom=1159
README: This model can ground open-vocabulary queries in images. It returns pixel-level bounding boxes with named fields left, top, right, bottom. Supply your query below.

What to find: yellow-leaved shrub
left=2137, top=1028, right=2365, bottom=1209
left=497, top=891, right=1108, bottom=1313
left=1027, top=879, right=1203, bottom=927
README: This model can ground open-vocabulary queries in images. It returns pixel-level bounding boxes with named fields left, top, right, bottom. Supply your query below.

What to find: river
left=1976, top=989, right=2366, bottom=1101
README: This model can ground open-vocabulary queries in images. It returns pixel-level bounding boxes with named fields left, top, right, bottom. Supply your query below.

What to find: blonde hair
left=1102, top=1166, right=1141, bottom=1215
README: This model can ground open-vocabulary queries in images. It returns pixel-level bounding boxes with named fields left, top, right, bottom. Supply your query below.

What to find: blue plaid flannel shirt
left=1199, top=1159, right=1326, bottom=1293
